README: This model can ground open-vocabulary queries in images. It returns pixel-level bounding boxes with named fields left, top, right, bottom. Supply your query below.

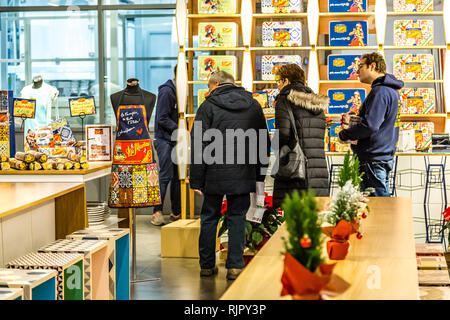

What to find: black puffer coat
left=272, top=83, right=329, bottom=208
left=189, top=84, right=270, bottom=195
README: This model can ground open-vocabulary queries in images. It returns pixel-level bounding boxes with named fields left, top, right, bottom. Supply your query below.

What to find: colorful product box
left=262, top=21, right=302, bottom=47
left=328, top=54, right=362, bottom=80
left=328, top=0, right=367, bottom=12
left=198, top=22, right=237, bottom=48
left=327, top=89, right=366, bottom=114
left=329, top=21, right=368, bottom=47
left=393, top=54, right=433, bottom=80
left=253, top=92, right=275, bottom=116
left=399, top=88, right=435, bottom=114
left=198, top=89, right=209, bottom=107
left=328, top=123, right=351, bottom=152
left=393, top=0, right=433, bottom=12
left=400, top=122, right=434, bottom=150
left=263, top=88, right=279, bottom=108
left=197, top=56, right=236, bottom=81
left=198, top=0, right=236, bottom=14
left=261, top=55, right=302, bottom=80
left=394, top=20, right=433, bottom=46
left=261, top=0, right=303, bottom=13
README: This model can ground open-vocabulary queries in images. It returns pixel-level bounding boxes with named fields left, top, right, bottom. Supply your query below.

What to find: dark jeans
left=360, top=159, right=394, bottom=197
left=199, top=193, right=250, bottom=270
left=153, top=138, right=181, bottom=214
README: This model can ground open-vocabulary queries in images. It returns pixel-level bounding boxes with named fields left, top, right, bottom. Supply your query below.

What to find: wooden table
left=0, top=182, right=88, bottom=266
left=221, top=197, right=419, bottom=300
left=0, top=162, right=112, bottom=183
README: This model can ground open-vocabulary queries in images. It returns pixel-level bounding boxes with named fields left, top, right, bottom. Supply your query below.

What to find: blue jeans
left=199, top=194, right=250, bottom=269
left=359, top=159, right=394, bottom=197
left=153, top=138, right=181, bottom=214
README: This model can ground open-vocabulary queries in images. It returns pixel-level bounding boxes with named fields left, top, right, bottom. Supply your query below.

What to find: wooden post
left=181, top=180, right=187, bottom=219
left=189, top=187, right=195, bottom=219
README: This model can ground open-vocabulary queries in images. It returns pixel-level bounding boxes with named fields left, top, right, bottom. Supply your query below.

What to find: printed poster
left=329, top=21, right=368, bottom=47
left=69, top=96, right=96, bottom=117
left=327, top=89, right=366, bottom=114
left=86, top=125, right=113, bottom=162
left=328, top=54, right=362, bottom=80
left=13, top=98, right=36, bottom=119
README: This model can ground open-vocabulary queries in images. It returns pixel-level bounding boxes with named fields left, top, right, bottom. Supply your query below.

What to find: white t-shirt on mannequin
left=21, top=82, right=59, bottom=137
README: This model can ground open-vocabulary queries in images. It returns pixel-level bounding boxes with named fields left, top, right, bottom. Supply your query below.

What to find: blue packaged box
left=329, top=21, right=368, bottom=47
left=327, top=89, right=366, bottom=114
left=328, top=54, right=362, bottom=80
left=328, top=0, right=367, bottom=12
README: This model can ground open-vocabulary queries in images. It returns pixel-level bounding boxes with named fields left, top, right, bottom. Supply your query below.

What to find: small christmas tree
left=337, top=151, right=363, bottom=190
left=282, top=190, right=323, bottom=272
left=326, top=180, right=365, bottom=225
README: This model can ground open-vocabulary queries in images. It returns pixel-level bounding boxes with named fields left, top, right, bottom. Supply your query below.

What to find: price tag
left=13, top=98, right=36, bottom=119
left=69, top=96, right=96, bottom=117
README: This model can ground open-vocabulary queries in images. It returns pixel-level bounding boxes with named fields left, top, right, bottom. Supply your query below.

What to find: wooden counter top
left=0, top=182, right=84, bottom=219
left=0, top=162, right=111, bottom=175
left=221, top=197, right=419, bottom=300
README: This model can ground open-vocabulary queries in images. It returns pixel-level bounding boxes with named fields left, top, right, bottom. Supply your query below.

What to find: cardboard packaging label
left=393, top=54, right=433, bottom=80
left=400, top=122, right=434, bottom=150
left=329, top=21, right=368, bottom=46
left=394, top=20, right=433, bottom=46
left=399, top=88, right=435, bottom=114
left=261, top=0, right=303, bottom=13
left=328, top=54, right=362, bottom=80
left=198, top=22, right=237, bottom=48
left=198, top=0, right=237, bottom=14
left=393, top=0, right=433, bottom=12
left=262, top=21, right=302, bottom=47
left=198, top=55, right=236, bottom=81
left=261, top=55, right=302, bottom=80
left=327, top=89, right=366, bottom=114
left=328, top=0, right=367, bottom=12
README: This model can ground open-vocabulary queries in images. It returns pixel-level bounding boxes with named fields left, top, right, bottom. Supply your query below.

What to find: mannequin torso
left=110, top=79, right=156, bottom=124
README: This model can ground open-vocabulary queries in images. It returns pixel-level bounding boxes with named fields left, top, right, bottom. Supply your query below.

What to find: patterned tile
left=119, top=188, right=133, bottom=205
left=133, top=172, right=147, bottom=188
left=109, top=188, right=119, bottom=204
left=133, top=187, right=148, bottom=204
left=118, top=172, right=132, bottom=188
left=111, top=172, right=119, bottom=188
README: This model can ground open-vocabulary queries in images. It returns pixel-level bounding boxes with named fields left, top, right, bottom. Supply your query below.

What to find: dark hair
left=361, top=52, right=386, bottom=74
left=276, top=64, right=306, bottom=85
left=174, top=64, right=177, bottom=77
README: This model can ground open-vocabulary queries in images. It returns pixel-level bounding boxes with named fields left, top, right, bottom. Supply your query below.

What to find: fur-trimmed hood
left=287, top=89, right=329, bottom=114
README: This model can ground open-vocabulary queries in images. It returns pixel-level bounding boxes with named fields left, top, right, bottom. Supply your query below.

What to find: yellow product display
left=60, top=160, right=73, bottom=170
left=15, top=152, right=35, bottom=164
left=0, top=154, right=9, bottom=163
left=50, top=160, right=64, bottom=170
left=9, top=158, right=27, bottom=170
left=29, top=162, right=42, bottom=171
left=28, top=151, right=48, bottom=163
left=1, top=162, right=10, bottom=170
left=73, top=162, right=81, bottom=170
left=81, top=162, right=89, bottom=170
left=41, top=162, right=52, bottom=170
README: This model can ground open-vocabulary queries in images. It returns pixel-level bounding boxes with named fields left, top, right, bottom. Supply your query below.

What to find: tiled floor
left=131, top=215, right=233, bottom=300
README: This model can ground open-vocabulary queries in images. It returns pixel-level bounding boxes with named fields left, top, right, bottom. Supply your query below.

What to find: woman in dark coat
left=272, top=64, right=330, bottom=208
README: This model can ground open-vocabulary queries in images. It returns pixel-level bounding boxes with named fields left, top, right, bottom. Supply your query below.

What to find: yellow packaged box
left=161, top=219, right=219, bottom=258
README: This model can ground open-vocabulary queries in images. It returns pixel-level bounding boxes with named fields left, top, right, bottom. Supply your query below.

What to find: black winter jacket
left=272, top=83, right=329, bottom=208
left=189, top=84, right=270, bottom=195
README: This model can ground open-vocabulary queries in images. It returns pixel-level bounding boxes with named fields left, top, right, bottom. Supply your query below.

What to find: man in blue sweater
left=338, top=52, right=404, bottom=197
left=152, top=65, right=181, bottom=225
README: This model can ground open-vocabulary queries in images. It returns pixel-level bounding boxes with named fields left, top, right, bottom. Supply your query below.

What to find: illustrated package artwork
left=198, top=56, right=236, bottom=81
left=399, top=88, right=435, bottom=114
left=400, top=122, right=434, bottom=150
left=328, top=54, right=362, bottom=80
left=261, top=0, right=303, bottom=13
left=393, top=54, right=433, bottom=80
left=393, top=0, right=433, bottom=12
left=198, top=0, right=236, bottom=14
left=253, top=92, right=274, bottom=115
left=327, top=89, right=366, bottom=114
left=198, top=22, right=237, bottom=48
left=328, top=0, right=367, bottom=12
left=263, top=88, right=279, bottom=109
left=262, top=21, right=302, bottom=47
left=329, top=21, right=368, bottom=46
left=198, top=89, right=209, bottom=107
left=261, top=55, right=301, bottom=80
left=394, top=20, right=433, bottom=46
left=328, top=123, right=351, bottom=152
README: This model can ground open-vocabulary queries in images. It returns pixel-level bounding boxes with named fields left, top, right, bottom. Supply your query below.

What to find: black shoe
left=200, top=266, right=218, bottom=277
left=226, top=268, right=242, bottom=280
left=169, top=213, right=181, bottom=222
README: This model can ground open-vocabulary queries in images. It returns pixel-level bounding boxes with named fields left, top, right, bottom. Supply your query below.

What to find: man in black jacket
left=190, top=71, right=270, bottom=280
left=338, top=52, right=404, bottom=196
left=152, top=65, right=181, bottom=225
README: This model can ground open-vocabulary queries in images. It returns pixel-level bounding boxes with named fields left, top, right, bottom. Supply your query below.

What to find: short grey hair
left=209, top=70, right=235, bottom=85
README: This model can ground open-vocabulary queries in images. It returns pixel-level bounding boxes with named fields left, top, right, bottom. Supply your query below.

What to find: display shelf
left=186, top=47, right=246, bottom=51
left=384, top=46, right=447, bottom=49
left=250, top=47, right=312, bottom=51
left=188, top=81, right=242, bottom=84
left=402, top=80, right=444, bottom=83
left=317, top=46, right=379, bottom=50
left=400, top=114, right=446, bottom=118
left=319, top=12, right=374, bottom=17
left=320, top=80, right=362, bottom=84
left=252, top=13, right=308, bottom=18
left=187, top=14, right=241, bottom=18
left=253, top=81, right=276, bottom=84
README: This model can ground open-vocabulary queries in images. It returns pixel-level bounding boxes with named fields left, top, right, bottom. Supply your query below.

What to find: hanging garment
left=108, top=90, right=161, bottom=208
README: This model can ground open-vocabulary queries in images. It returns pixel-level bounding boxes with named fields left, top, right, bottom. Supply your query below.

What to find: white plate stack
left=87, top=202, right=111, bottom=226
